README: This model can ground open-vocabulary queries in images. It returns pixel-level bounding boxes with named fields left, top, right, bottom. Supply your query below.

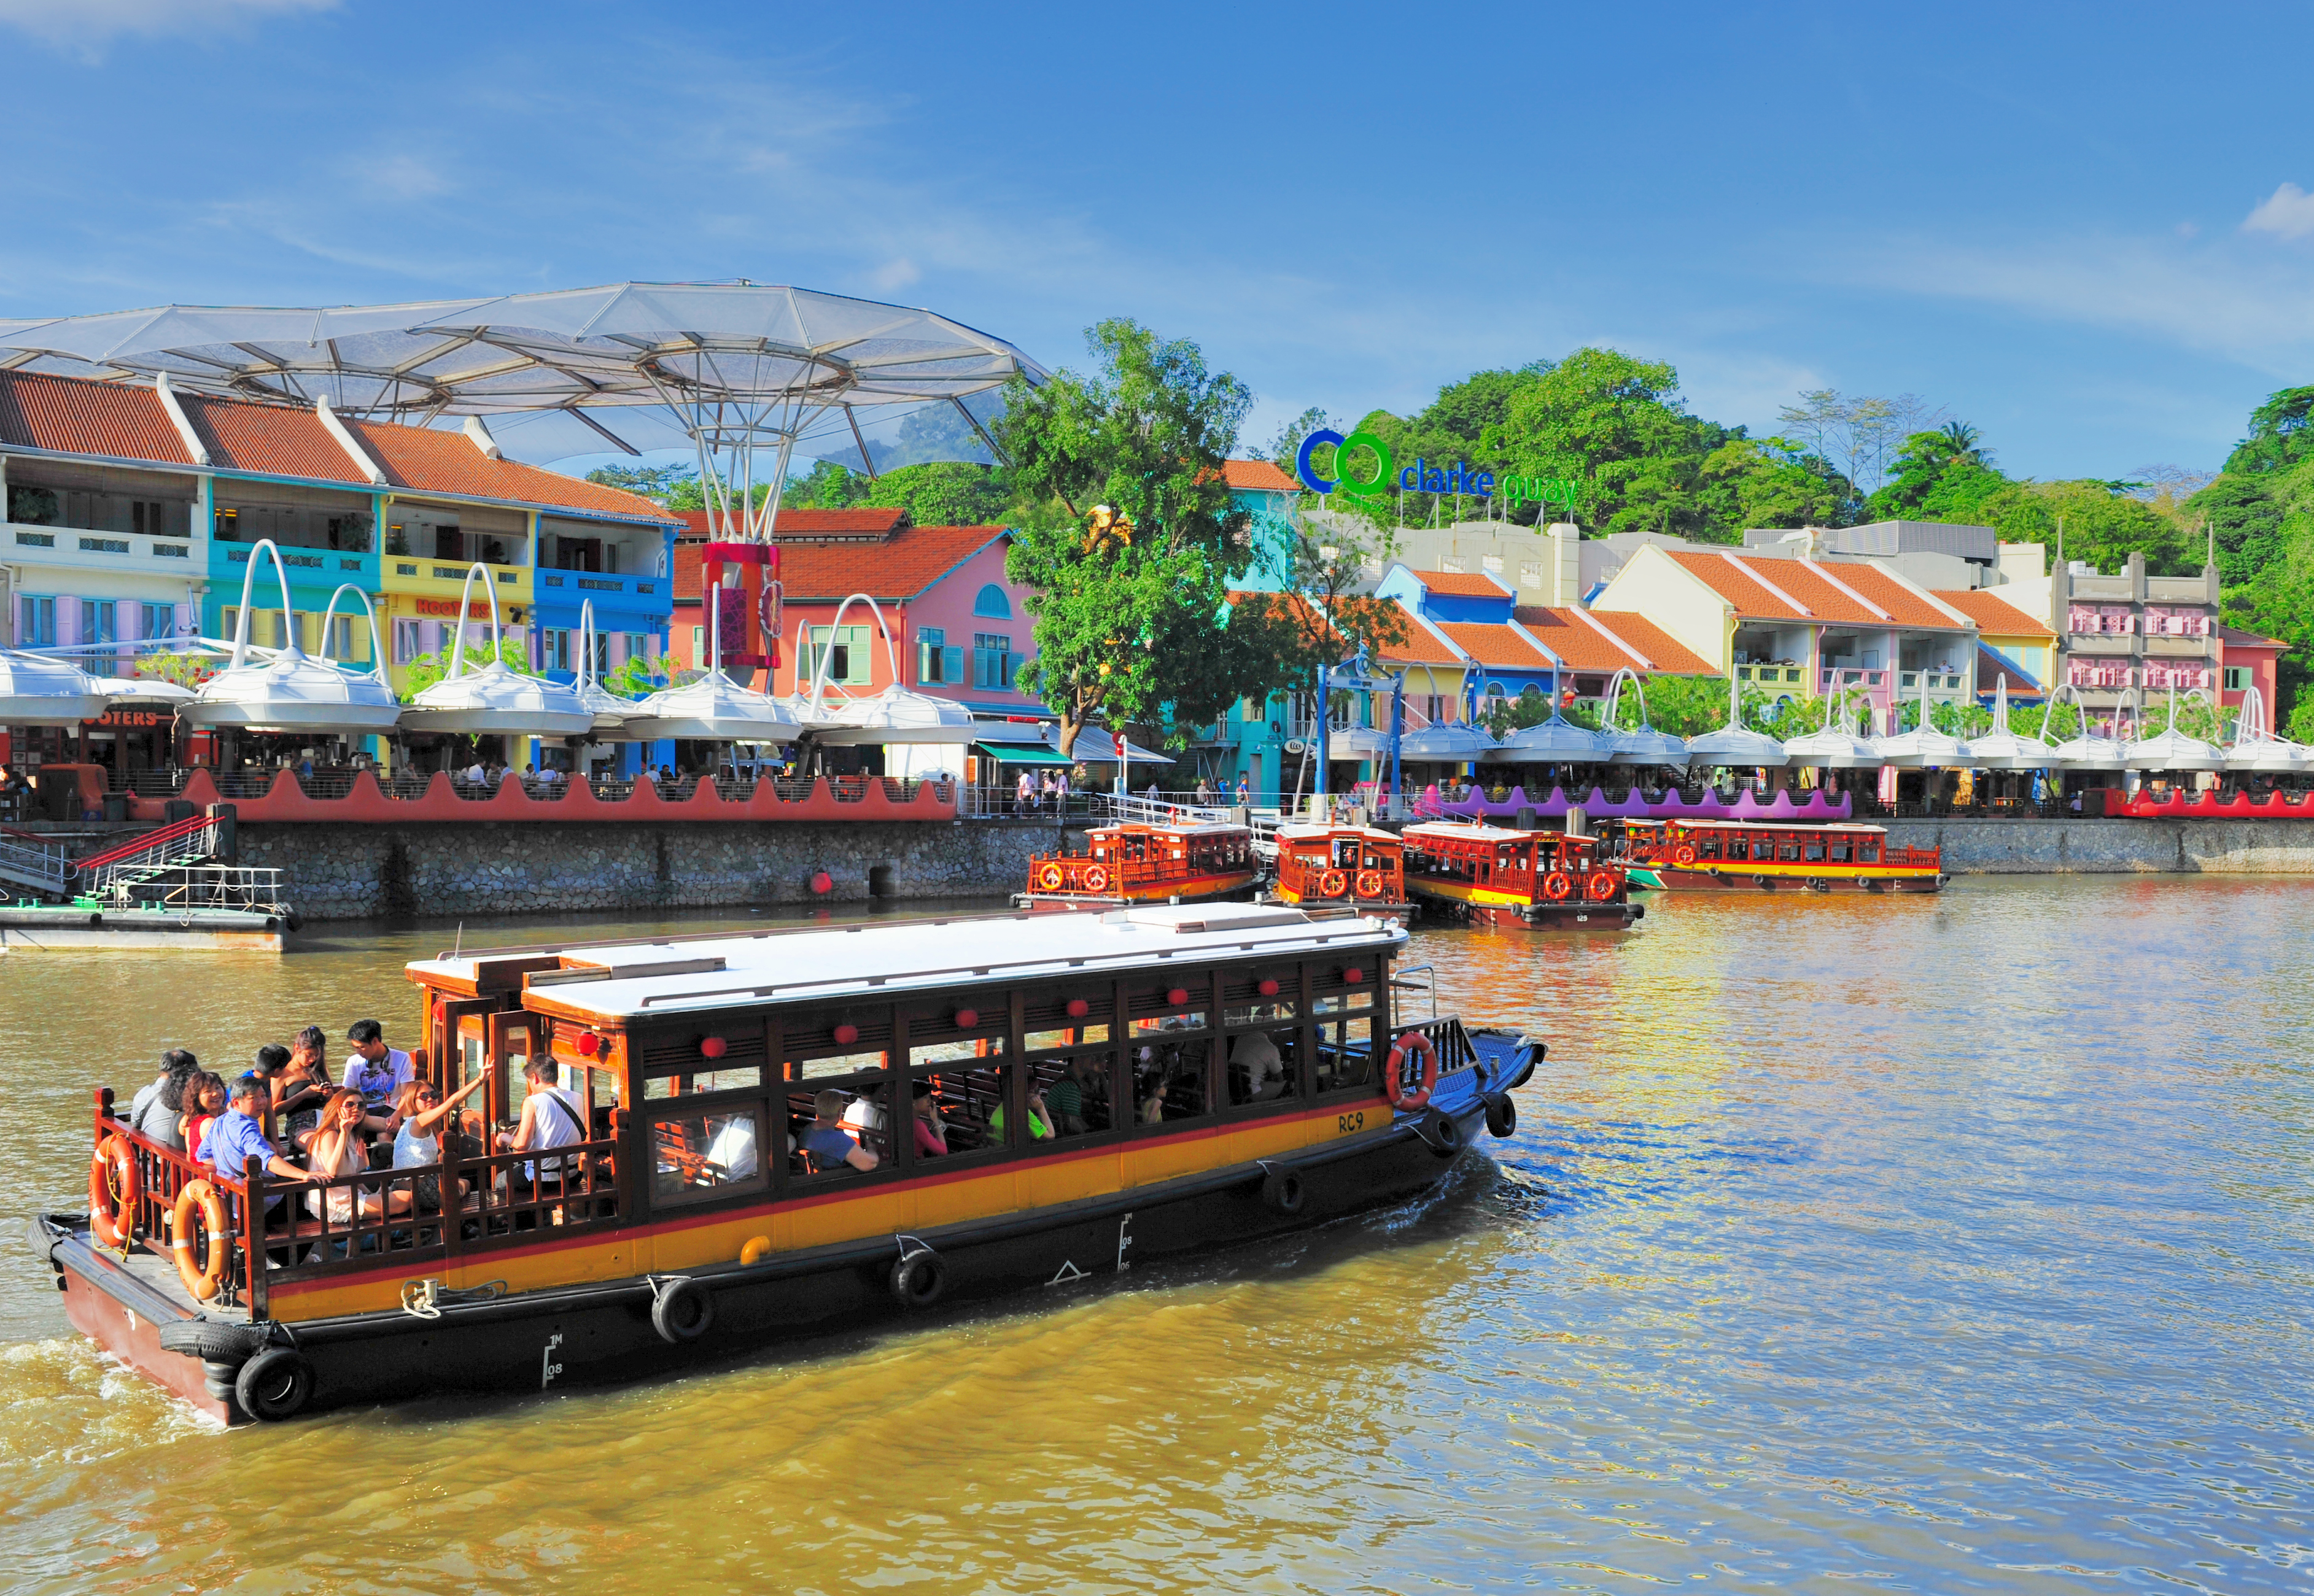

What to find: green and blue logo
left=1294, top=428, right=1580, bottom=514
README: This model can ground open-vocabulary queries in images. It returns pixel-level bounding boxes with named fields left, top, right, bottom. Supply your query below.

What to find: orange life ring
left=1036, top=862, right=1064, bottom=891
left=1541, top=870, right=1573, bottom=901
left=1355, top=868, right=1384, bottom=899
left=1385, top=1030, right=1440, bottom=1110
left=88, top=1135, right=139, bottom=1249
left=1672, top=843, right=1698, bottom=867
left=1082, top=865, right=1110, bottom=893
left=1585, top=869, right=1617, bottom=902
left=170, top=1179, right=232, bottom=1302
left=1318, top=869, right=1348, bottom=897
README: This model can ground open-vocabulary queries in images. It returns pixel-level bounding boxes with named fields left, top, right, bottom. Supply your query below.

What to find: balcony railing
left=108, top=768, right=958, bottom=824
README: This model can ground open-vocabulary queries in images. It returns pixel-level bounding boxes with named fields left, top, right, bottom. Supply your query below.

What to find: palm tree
left=1939, top=420, right=1982, bottom=463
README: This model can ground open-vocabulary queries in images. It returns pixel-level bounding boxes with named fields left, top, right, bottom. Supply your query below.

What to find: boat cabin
left=1618, top=818, right=1941, bottom=891
left=1270, top=824, right=1406, bottom=909
left=1025, top=821, right=1257, bottom=904
left=1401, top=822, right=1628, bottom=905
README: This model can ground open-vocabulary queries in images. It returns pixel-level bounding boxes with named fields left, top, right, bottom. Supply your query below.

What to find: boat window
left=908, top=1036, right=1009, bottom=1157
left=1697, top=835, right=1723, bottom=861
left=1778, top=839, right=1803, bottom=862
left=788, top=1082, right=896, bottom=1183
left=1332, top=839, right=1358, bottom=869
left=1313, top=991, right=1372, bottom=1014
left=1858, top=839, right=1881, bottom=862
left=792, top=1047, right=888, bottom=1083
left=1313, top=1017, right=1373, bottom=1093
left=1750, top=839, right=1775, bottom=861
left=1226, top=1025, right=1300, bottom=1107
left=1803, top=839, right=1825, bottom=862
left=643, top=1066, right=764, bottom=1101
left=1025, top=1023, right=1108, bottom=1049
left=1224, top=999, right=1297, bottom=1027
left=1130, top=1010, right=1208, bottom=1038
left=1133, top=1037, right=1209, bottom=1122
left=1830, top=840, right=1852, bottom=862
left=1028, top=1047, right=1116, bottom=1140
left=651, top=1107, right=768, bottom=1203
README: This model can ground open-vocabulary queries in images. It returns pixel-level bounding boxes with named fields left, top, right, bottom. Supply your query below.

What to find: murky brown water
left=3, top=881, right=2310, bottom=1593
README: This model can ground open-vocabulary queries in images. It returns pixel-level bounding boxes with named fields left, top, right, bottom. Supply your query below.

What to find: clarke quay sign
left=1294, top=429, right=1579, bottom=515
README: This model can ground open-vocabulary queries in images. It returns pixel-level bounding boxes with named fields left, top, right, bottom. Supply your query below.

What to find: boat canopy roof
left=1404, top=821, right=1558, bottom=844
left=1090, top=820, right=1252, bottom=839
left=1274, top=823, right=1400, bottom=843
left=1655, top=818, right=1890, bottom=835
left=408, top=904, right=1404, bottom=1022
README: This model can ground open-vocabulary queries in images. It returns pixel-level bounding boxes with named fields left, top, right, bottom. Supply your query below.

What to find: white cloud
left=0, top=0, right=336, bottom=58
left=357, top=155, right=451, bottom=203
left=2242, top=182, right=2314, bottom=241
left=870, top=258, right=922, bottom=292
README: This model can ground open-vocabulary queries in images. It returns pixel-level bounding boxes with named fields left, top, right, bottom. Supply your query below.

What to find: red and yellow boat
left=1264, top=823, right=1410, bottom=917
left=1618, top=818, right=1944, bottom=893
left=1017, top=820, right=1259, bottom=909
left=1400, top=821, right=1644, bottom=928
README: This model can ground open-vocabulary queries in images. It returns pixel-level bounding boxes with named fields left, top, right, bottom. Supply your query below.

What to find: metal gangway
left=0, top=829, right=72, bottom=899
left=74, top=812, right=224, bottom=899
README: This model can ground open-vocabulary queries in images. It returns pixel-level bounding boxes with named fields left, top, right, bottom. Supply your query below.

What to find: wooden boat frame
left=1400, top=821, right=1643, bottom=928
left=1618, top=818, right=1944, bottom=893
left=1264, top=824, right=1410, bottom=916
left=1018, top=820, right=1259, bottom=908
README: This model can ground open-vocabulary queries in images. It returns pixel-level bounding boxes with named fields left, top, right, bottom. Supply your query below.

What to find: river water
left=1, top=878, right=2308, bottom=1594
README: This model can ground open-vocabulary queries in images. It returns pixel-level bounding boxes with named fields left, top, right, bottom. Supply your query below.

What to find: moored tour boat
left=1016, top=820, right=1259, bottom=910
left=1261, top=823, right=1412, bottom=918
left=33, top=904, right=1536, bottom=1424
left=1400, top=821, right=1644, bottom=928
left=1617, top=818, right=1944, bottom=893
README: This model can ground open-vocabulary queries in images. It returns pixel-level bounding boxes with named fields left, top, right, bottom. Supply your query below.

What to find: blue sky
left=0, top=0, right=2309, bottom=484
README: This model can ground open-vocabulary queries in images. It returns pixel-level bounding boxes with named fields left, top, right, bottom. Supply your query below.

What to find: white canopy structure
left=1596, top=668, right=1690, bottom=768
left=799, top=597, right=977, bottom=747
left=91, top=675, right=197, bottom=705
left=1321, top=723, right=1394, bottom=760
left=400, top=565, right=596, bottom=738
left=1871, top=672, right=1969, bottom=769
left=0, top=284, right=1044, bottom=540
left=183, top=546, right=403, bottom=734
left=1396, top=719, right=1499, bottom=761
left=1779, top=686, right=1881, bottom=769
left=1062, top=727, right=1174, bottom=766
left=1488, top=709, right=1608, bottom=763
left=2125, top=688, right=2226, bottom=772
left=2045, top=686, right=2130, bottom=772
left=623, top=567, right=802, bottom=744
left=569, top=600, right=645, bottom=741
left=2223, top=687, right=2303, bottom=775
left=0, top=651, right=114, bottom=726
left=1682, top=672, right=1788, bottom=769
left=1956, top=679, right=2067, bottom=772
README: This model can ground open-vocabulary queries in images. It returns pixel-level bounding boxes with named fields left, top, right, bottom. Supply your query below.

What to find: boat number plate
left=1336, top=1110, right=1367, bottom=1135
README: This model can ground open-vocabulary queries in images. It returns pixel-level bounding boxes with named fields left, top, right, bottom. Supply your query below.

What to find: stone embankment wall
left=246, top=820, right=1092, bottom=921
left=1883, top=818, right=2314, bottom=874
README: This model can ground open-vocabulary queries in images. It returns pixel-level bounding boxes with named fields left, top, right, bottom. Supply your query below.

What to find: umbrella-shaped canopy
left=1063, top=727, right=1174, bottom=765
left=623, top=582, right=802, bottom=743
left=0, top=651, right=114, bottom=726
left=2048, top=688, right=2130, bottom=771
left=1397, top=719, right=1499, bottom=761
left=183, top=549, right=403, bottom=734
left=1596, top=668, right=1690, bottom=767
left=814, top=684, right=980, bottom=746
left=1487, top=711, right=1609, bottom=763
left=91, top=674, right=197, bottom=705
left=2125, top=688, right=2225, bottom=771
left=1320, top=722, right=1393, bottom=759
left=2223, top=687, right=2304, bottom=773
left=1681, top=671, right=1788, bottom=769
left=565, top=599, right=641, bottom=740
left=400, top=565, right=597, bottom=738
left=1871, top=671, right=1969, bottom=769
left=1955, top=679, right=2067, bottom=771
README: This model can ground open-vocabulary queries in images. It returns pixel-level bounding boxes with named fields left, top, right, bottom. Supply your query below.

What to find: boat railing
left=1390, top=963, right=1438, bottom=1020
left=93, top=1096, right=265, bottom=1317
left=1095, top=791, right=1241, bottom=826
left=138, top=865, right=290, bottom=914
left=1398, top=1013, right=1477, bottom=1074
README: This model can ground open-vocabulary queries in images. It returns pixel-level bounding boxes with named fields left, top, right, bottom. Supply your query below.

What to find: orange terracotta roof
left=344, top=419, right=667, bottom=521
left=0, top=370, right=193, bottom=464
left=675, top=506, right=910, bottom=540
left=677, top=524, right=1006, bottom=603
left=179, top=392, right=366, bottom=483
left=1825, top=562, right=1971, bottom=629
left=1662, top=550, right=1970, bottom=629
left=1221, top=459, right=1298, bottom=492
left=1932, top=589, right=2054, bottom=637
left=1373, top=608, right=1464, bottom=667
left=1434, top=621, right=1555, bottom=670
left=1513, top=606, right=1717, bottom=675
left=1407, top=568, right=1513, bottom=599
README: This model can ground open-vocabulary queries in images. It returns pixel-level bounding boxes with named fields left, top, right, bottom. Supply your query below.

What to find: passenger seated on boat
left=195, top=1072, right=318, bottom=1190
left=1138, top=1074, right=1168, bottom=1124
left=988, top=1075, right=1055, bottom=1144
left=701, top=1111, right=760, bottom=1182
left=499, top=1056, right=588, bottom=1186
left=841, top=1087, right=889, bottom=1136
left=388, top=1076, right=488, bottom=1212
left=1230, top=1030, right=1288, bottom=1103
left=344, top=1020, right=415, bottom=1115
left=1042, top=1054, right=1103, bottom=1136
left=181, top=1071, right=227, bottom=1160
left=274, top=1026, right=333, bottom=1141
left=797, top=1090, right=880, bottom=1173
left=306, top=1089, right=382, bottom=1225
left=131, top=1050, right=200, bottom=1152
left=911, top=1080, right=949, bottom=1157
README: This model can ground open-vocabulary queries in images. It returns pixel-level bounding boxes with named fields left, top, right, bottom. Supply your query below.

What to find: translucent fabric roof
left=1682, top=674, right=1786, bottom=769
left=0, top=283, right=1045, bottom=467
left=1397, top=721, right=1499, bottom=761
left=400, top=566, right=596, bottom=737
left=0, top=651, right=114, bottom=726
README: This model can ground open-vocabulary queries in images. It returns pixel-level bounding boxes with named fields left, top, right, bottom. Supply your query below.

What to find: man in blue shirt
left=196, top=1074, right=319, bottom=1186
left=798, top=1089, right=879, bottom=1174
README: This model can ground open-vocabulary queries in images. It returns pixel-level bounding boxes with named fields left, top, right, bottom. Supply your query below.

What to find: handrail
left=74, top=812, right=214, bottom=874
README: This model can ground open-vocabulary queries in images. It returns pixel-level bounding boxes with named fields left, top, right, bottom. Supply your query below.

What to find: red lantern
left=809, top=870, right=833, bottom=896
left=954, top=1007, right=979, bottom=1029
left=1166, top=986, right=1189, bottom=1007
left=833, top=1022, right=860, bottom=1047
left=1257, top=978, right=1279, bottom=998
left=1343, top=966, right=1365, bottom=984
left=577, top=1031, right=601, bottom=1057
left=700, top=1035, right=728, bottom=1060
left=1065, top=998, right=1090, bottom=1020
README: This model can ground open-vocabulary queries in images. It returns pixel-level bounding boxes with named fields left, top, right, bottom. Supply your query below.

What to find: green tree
left=585, top=463, right=697, bottom=502
left=780, top=460, right=865, bottom=509
left=1866, top=427, right=2011, bottom=521
left=994, top=319, right=1272, bottom=755
left=1970, top=479, right=2194, bottom=575
left=398, top=637, right=533, bottom=702
left=859, top=462, right=1010, bottom=527
left=2223, top=386, right=2314, bottom=477
left=1227, top=508, right=1408, bottom=720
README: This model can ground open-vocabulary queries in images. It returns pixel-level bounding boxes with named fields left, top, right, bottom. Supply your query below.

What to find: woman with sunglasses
left=387, top=1075, right=487, bottom=1213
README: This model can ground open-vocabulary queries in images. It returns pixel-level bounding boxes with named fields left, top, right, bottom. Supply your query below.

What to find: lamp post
left=1389, top=669, right=1405, bottom=821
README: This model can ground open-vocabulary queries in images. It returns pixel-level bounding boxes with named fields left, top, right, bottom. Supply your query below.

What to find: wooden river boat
left=1400, top=821, right=1644, bottom=928
left=32, top=904, right=1537, bottom=1423
left=1016, top=821, right=1259, bottom=910
left=1617, top=818, right=1945, bottom=893
left=1262, top=823, right=1411, bottom=918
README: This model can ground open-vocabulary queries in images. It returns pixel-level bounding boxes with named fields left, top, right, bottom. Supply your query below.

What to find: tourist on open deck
left=498, top=1056, right=587, bottom=1186
left=130, top=1050, right=201, bottom=1152
left=344, top=1019, right=414, bottom=1110
left=195, top=1072, right=316, bottom=1188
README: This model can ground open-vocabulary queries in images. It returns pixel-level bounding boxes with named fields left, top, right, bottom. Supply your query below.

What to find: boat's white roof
left=410, top=904, right=1404, bottom=1021
left=1657, top=818, right=1889, bottom=835
left=1404, top=821, right=1559, bottom=843
left=1275, top=823, right=1399, bottom=843
left=1093, top=820, right=1252, bottom=837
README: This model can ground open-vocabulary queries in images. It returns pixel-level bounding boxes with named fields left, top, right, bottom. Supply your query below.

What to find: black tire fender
left=1260, top=1165, right=1305, bottom=1215
left=159, top=1315, right=271, bottom=1365
left=651, top=1276, right=715, bottom=1344
left=890, top=1247, right=946, bottom=1310
left=1419, top=1107, right=1464, bottom=1158
left=1485, top=1094, right=1517, bottom=1139
left=235, top=1347, right=314, bottom=1423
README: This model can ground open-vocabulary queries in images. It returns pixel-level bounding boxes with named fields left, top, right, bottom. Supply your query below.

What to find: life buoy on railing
left=1355, top=869, right=1384, bottom=899
left=1082, top=866, right=1110, bottom=894
left=171, top=1179, right=231, bottom=1302
left=1318, top=869, right=1348, bottom=897
left=1672, top=843, right=1699, bottom=868
left=1541, top=870, right=1573, bottom=902
left=1585, top=870, right=1617, bottom=902
left=1385, top=1030, right=1440, bottom=1110
left=1036, top=862, right=1064, bottom=892
left=89, top=1136, right=138, bottom=1249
